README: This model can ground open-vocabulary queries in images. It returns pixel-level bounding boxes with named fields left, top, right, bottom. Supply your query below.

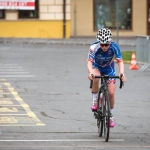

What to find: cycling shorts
left=93, top=66, right=116, bottom=84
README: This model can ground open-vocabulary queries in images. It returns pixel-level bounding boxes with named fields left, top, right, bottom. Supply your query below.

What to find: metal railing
left=136, top=36, right=150, bottom=72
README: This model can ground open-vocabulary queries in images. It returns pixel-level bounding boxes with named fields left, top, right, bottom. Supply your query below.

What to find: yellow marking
left=0, top=107, right=18, bottom=112
left=0, top=105, right=20, bottom=107
left=4, top=82, right=45, bottom=126
left=0, top=101, right=13, bottom=105
left=0, top=93, right=11, bottom=95
left=11, top=92, right=18, bottom=95
left=4, top=83, right=11, bottom=86
left=0, top=98, right=15, bottom=101
left=0, top=117, right=35, bottom=124
left=0, top=79, right=6, bottom=81
left=36, top=123, right=45, bottom=126
left=0, top=117, right=18, bottom=123
left=0, top=124, right=40, bottom=126
left=0, top=88, right=14, bottom=90
left=0, top=114, right=27, bottom=116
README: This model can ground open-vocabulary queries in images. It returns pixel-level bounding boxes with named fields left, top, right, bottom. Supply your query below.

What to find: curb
left=0, top=39, right=136, bottom=47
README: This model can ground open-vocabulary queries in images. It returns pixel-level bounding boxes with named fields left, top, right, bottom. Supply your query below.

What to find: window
left=94, top=0, right=132, bottom=30
left=19, top=0, right=39, bottom=19
left=0, top=10, right=5, bottom=19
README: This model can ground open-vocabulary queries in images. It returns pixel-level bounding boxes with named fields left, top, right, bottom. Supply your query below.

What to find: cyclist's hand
left=88, top=73, right=94, bottom=80
left=119, top=73, right=126, bottom=82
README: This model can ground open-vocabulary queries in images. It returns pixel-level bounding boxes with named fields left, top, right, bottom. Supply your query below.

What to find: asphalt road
left=0, top=43, right=149, bottom=150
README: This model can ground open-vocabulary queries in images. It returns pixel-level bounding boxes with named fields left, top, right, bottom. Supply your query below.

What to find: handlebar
left=90, top=74, right=124, bottom=89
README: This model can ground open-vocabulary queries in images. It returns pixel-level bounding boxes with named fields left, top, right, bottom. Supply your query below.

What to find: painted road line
left=0, top=116, right=36, bottom=124
left=0, top=114, right=27, bottom=116
left=0, top=124, right=43, bottom=126
left=4, top=82, right=45, bottom=126
left=0, top=139, right=124, bottom=142
left=0, top=146, right=148, bottom=148
left=0, top=98, right=15, bottom=101
left=0, top=64, right=18, bottom=66
left=0, top=93, right=11, bottom=95
left=0, top=67, right=22, bottom=69
left=0, top=107, right=18, bottom=113
left=0, top=69, right=25, bottom=71
left=0, top=105, right=21, bottom=107
left=0, top=75, right=35, bottom=77
left=0, top=101, right=13, bottom=105
left=0, top=72, right=30, bottom=74
left=0, top=88, right=14, bottom=90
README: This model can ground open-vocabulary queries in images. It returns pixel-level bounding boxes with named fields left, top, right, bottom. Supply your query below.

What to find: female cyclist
left=87, top=28, right=126, bottom=127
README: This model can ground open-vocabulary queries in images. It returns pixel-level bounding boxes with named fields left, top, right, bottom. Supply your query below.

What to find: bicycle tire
left=103, top=91, right=110, bottom=142
left=97, top=90, right=103, bottom=137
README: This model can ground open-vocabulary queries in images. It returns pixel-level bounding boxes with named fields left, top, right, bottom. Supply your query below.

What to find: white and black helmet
left=97, top=28, right=112, bottom=44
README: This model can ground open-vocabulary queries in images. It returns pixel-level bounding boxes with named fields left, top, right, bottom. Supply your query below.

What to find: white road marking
left=0, top=75, right=34, bottom=77
left=0, top=64, right=18, bottom=66
left=0, top=114, right=27, bottom=116
left=0, top=139, right=124, bottom=142
left=0, top=67, right=22, bottom=69
left=0, top=72, right=30, bottom=74
left=0, top=69, right=25, bottom=71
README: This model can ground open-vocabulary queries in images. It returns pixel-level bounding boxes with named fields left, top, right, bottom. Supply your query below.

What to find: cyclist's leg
left=101, top=68, right=116, bottom=127
left=107, top=82, right=116, bottom=110
left=91, top=68, right=100, bottom=93
left=91, top=68, right=100, bottom=111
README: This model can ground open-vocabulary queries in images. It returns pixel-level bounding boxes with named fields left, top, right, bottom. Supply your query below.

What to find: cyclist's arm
left=117, top=60, right=124, bottom=74
left=87, top=47, right=95, bottom=75
left=87, top=60, right=93, bottom=75
left=117, top=60, right=126, bottom=82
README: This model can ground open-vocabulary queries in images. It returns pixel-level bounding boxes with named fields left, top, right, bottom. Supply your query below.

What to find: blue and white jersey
left=88, top=41, right=122, bottom=70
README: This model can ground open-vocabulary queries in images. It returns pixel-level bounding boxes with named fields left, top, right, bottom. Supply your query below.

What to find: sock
left=110, top=108, right=113, bottom=114
left=92, top=92, right=98, bottom=102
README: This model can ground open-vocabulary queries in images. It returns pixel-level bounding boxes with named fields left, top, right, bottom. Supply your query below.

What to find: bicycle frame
left=90, top=74, right=124, bottom=142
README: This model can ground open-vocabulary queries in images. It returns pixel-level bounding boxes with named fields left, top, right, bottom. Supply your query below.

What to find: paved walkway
left=0, top=37, right=136, bottom=46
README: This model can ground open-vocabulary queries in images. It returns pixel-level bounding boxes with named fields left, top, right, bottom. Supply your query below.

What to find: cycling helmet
left=96, top=28, right=112, bottom=44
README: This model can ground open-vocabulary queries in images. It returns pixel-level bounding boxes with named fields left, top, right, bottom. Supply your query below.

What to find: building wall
left=70, top=0, right=147, bottom=37
left=0, top=0, right=71, bottom=38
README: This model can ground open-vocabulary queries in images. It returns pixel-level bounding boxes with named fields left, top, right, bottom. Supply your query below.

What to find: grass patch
left=121, top=51, right=135, bottom=61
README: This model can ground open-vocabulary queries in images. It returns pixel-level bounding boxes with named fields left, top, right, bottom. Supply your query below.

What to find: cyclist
left=87, top=28, right=126, bottom=127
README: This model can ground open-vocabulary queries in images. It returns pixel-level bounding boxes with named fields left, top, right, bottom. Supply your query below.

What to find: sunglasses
left=100, top=44, right=110, bottom=47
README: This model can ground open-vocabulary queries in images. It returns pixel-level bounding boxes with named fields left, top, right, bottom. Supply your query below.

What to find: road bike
left=90, top=74, right=124, bottom=142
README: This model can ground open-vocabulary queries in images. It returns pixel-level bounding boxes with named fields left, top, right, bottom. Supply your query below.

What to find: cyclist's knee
left=93, top=78, right=99, bottom=84
left=109, top=92, right=115, bottom=99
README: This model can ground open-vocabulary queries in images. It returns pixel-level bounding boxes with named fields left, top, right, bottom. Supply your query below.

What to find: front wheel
left=103, top=91, right=110, bottom=142
left=97, top=91, right=103, bottom=137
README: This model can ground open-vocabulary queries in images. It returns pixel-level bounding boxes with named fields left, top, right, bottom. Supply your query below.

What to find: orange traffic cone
left=129, top=52, right=139, bottom=70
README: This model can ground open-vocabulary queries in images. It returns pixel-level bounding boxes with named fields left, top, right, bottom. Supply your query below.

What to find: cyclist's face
left=100, top=44, right=110, bottom=52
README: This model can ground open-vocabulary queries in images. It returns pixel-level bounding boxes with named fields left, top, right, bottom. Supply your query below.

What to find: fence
left=136, top=36, right=150, bottom=72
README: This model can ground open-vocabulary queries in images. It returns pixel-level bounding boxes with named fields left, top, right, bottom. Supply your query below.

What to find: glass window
left=94, top=0, right=132, bottom=30
left=0, top=10, right=5, bottom=19
left=19, top=0, right=39, bottom=19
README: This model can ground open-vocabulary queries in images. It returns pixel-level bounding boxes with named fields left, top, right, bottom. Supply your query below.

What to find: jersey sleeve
left=113, top=44, right=123, bottom=63
left=88, top=47, right=95, bottom=62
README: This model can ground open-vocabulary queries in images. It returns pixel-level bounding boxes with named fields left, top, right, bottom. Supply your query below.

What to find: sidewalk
left=0, top=37, right=136, bottom=46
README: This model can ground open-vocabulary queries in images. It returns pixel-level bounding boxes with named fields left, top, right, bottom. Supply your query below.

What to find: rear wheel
left=103, top=91, right=110, bottom=142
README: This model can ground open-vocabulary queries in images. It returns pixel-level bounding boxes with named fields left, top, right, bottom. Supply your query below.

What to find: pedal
left=94, top=112, right=99, bottom=119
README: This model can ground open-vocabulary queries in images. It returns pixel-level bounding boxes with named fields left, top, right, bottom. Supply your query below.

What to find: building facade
left=71, top=0, right=149, bottom=37
left=0, top=0, right=149, bottom=38
left=0, top=0, right=71, bottom=38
